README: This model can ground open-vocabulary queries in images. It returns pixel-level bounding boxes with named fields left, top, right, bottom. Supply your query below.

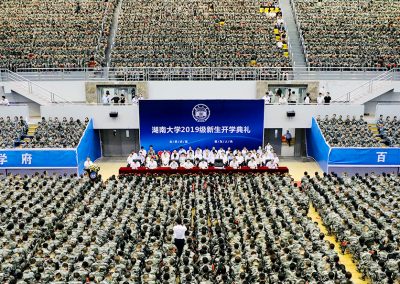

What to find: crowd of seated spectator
left=0, top=172, right=354, bottom=283
left=293, top=0, right=400, bottom=68
left=316, top=114, right=382, bottom=147
left=0, top=0, right=116, bottom=70
left=22, top=117, right=88, bottom=149
left=0, top=116, right=28, bottom=148
left=127, top=144, right=280, bottom=170
left=112, top=0, right=291, bottom=68
left=376, top=115, right=400, bottom=147
left=302, top=172, right=400, bottom=283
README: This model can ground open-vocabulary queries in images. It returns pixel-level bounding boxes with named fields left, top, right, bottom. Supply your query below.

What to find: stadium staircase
left=279, top=0, right=307, bottom=68
left=0, top=69, right=69, bottom=105
left=367, top=123, right=386, bottom=147
left=334, top=69, right=398, bottom=104
left=105, top=0, right=123, bottom=67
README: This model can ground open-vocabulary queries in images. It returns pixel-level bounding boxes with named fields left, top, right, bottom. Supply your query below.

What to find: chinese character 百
left=376, top=152, right=387, bottom=163
left=22, top=153, right=32, bottom=165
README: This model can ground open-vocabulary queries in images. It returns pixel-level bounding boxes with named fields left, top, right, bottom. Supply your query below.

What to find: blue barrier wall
left=76, top=119, right=102, bottom=174
left=0, top=119, right=101, bottom=175
left=307, top=117, right=400, bottom=173
left=329, top=147, right=400, bottom=166
left=0, top=149, right=77, bottom=169
left=306, top=118, right=330, bottom=172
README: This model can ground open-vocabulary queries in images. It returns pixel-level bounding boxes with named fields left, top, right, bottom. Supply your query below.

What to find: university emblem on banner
left=192, top=104, right=211, bottom=122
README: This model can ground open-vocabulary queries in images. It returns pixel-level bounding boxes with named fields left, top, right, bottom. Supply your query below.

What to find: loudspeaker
left=109, top=112, right=118, bottom=118
left=287, top=111, right=295, bottom=117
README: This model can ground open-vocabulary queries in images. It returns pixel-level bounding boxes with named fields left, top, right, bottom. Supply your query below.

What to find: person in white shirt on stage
left=178, top=146, right=186, bottom=155
left=169, top=160, right=179, bottom=169
left=84, top=157, right=93, bottom=170
left=182, top=159, right=194, bottom=169
left=170, top=150, right=179, bottom=161
left=139, top=146, right=147, bottom=157
left=160, top=150, right=170, bottom=166
left=198, top=159, right=208, bottom=169
left=265, top=143, right=273, bottom=152
left=273, top=153, right=280, bottom=166
left=187, top=150, right=195, bottom=161
left=130, top=160, right=141, bottom=169
left=247, top=157, right=258, bottom=169
left=146, top=157, right=158, bottom=169
left=194, top=148, right=203, bottom=160
left=127, top=153, right=134, bottom=167
left=179, top=153, right=187, bottom=165
left=236, top=152, right=244, bottom=166
left=265, top=150, right=275, bottom=162
left=266, top=159, right=278, bottom=169
left=217, top=147, right=225, bottom=156
left=187, top=146, right=194, bottom=156
left=229, top=157, right=240, bottom=169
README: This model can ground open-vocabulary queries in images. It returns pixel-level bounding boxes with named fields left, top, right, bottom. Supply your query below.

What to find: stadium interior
left=0, top=0, right=399, bottom=283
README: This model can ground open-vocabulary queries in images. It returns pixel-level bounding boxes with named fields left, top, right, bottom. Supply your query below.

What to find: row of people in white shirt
left=127, top=145, right=280, bottom=169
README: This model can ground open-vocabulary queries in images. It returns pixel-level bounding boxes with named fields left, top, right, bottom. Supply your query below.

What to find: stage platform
left=119, top=166, right=289, bottom=175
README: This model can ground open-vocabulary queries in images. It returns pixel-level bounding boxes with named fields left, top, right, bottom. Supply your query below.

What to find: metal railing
left=11, top=66, right=400, bottom=82
left=0, top=69, right=71, bottom=103
left=334, top=69, right=397, bottom=102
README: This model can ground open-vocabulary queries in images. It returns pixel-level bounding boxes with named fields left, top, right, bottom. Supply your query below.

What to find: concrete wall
left=375, top=103, right=400, bottom=119
left=32, top=81, right=86, bottom=102
left=148, top=81, right=257, bottom=99
left=365, top=91, right=400, bottom=116
left=264, top=104, right=364, bottom=128
left=41, top=103, right=365, bottom=129
left=41, top=104, right=139, bottom=129
left=0, top=105, right=30, bottom=120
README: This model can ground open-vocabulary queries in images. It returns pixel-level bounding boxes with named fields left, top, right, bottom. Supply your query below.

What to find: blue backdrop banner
left=77, top=119, right=102, bottom=174
left=139, top=100, right=265, bottom=150
left=0, top=149, right=77, bottom=168
left=306, top=118, right=330, bottom=172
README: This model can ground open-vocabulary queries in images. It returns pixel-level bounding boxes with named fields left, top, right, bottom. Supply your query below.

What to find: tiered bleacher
left=293, top=0, right=400, bottom=68
left=377, top=115, right=400, bottom=147
left=302, top=172, right=400, bottom=283
left=0, top=172, right=355, bottom=283
left=0, top=0, right=116, bottom=70
left=22, top=117, right=88, bottom=149
left=316, top=115, right=382, bottom=147
left=0, top=116, right=28, bottom=148
left=111, top=0, right=291, bottom=68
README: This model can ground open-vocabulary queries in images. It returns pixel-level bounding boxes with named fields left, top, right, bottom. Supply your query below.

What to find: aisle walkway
left=308, top=204, right=370, bottom=284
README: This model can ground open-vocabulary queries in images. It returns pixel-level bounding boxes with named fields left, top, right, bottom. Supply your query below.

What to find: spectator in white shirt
left=173, top=218, right=187, bottom=257
left=317, top=93, right=324, bottom=105
left=278, top=95, right=288, bottom=104
left=1, top=96, right=9, bottom=106
left=262, top=92, right=272, bottom=104
left=101, top=93, right=110, bottom=104
left=304, top=93, right=311, bottom=104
